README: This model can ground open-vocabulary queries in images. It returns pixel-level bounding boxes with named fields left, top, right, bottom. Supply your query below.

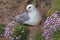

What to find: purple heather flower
left=51, top=11, right=58, bottom=18
left=43, top=26, right=49, bottom=38
left=42, top=11, right=60, bottom=40
left=57, top=18, right=60, bottom=25
left=45, top=36, right=49, bottom=40
left=43, top=29, right=50, bottom=37
left=44, top=17, right=49, bottom=25
left=50, top=24, right=56, bottom=30
left=4, top=21, right=15, bottom=39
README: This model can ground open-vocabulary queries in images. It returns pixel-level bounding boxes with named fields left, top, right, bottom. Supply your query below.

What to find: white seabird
left=14, top=4, right=42, bottom=25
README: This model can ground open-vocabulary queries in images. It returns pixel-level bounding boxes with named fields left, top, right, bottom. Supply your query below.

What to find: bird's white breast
left=24, top=10, right=42, bottom=25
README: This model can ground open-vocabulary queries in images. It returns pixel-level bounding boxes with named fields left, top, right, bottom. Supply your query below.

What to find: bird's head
left=26, top=4, right=36, bottom=12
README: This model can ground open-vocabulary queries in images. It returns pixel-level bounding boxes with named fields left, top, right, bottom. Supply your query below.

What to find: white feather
left=24, top=4, right=42, bottom=25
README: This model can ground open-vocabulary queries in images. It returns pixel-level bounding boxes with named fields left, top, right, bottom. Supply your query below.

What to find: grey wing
left=14, top=12, right=30, bottom=23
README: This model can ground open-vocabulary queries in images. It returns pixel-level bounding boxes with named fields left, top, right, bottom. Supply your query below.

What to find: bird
left=14, top=4, right=42, bottom=25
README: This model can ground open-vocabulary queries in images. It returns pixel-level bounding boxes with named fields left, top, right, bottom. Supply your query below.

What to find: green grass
left=11, top=24, right=29, bottom=40
left=0, top=23, right=5, bottom=37
left=49, top=25, right=60, bottom=40
left=32, top=30, right=45, bottom=40
left=47, top=0, right=60, bottom=16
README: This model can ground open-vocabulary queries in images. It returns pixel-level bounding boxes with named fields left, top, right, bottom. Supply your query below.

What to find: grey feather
left=14, top=12, right=30, bottom=23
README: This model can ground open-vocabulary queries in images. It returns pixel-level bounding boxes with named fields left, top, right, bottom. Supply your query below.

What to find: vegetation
left=49, top=25, right=60, bottom=40
left=32, top=30, right=45, bottom=40
left=11, top=24, right=29, bottom=40
left=47, top=0, right=60, bottom=16
left=0, top=24, right=5, bottom=37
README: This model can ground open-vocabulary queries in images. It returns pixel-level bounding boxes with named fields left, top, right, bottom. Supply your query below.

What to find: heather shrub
left=42, top=11, right=60, bottom=40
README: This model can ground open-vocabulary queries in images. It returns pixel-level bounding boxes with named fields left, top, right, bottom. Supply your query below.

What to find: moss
left=11, top=24, right=29, bottom=40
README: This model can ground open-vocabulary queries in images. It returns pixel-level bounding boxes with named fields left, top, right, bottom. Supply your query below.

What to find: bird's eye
left=29, top=7, right=31, bottom=9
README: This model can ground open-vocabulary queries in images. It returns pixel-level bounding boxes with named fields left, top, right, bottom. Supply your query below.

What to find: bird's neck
left=28, top=9, right=39, bottom=16
left=28, top=9, right=37, bottom=13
